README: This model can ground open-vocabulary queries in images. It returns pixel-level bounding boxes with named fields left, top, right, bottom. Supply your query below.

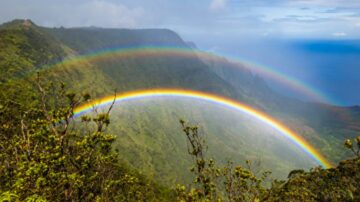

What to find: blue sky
left=1, top=0, right=360, bottom=40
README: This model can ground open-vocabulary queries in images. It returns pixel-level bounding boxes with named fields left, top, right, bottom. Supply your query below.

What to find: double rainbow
left=74, top=88, right=333, bottom=168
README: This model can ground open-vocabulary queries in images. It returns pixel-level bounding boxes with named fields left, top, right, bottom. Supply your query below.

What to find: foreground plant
left=176, top=120, right=270, bottom=202
left=176, top=120, right=360, bottom=202
left=0, top=77, right=163, bottom=201
left=344, top=136, right=360, bottom=157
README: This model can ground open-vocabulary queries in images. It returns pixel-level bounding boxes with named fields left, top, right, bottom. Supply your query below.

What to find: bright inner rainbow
left=74, top=88, right=333, bottom=168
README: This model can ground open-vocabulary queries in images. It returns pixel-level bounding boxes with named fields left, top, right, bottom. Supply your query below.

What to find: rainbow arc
left=74, top=88, right=333, bottom=168
left=28, top=46, right=332, bottom=104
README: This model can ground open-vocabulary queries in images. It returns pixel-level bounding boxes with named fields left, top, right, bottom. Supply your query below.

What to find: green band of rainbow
left=74, top=88, right=333, bottom=168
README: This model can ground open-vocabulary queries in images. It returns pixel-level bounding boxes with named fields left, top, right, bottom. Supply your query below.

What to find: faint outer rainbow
left=74, top=88, right=333, bottom=168
left=34, top=46, right=331, bottom=104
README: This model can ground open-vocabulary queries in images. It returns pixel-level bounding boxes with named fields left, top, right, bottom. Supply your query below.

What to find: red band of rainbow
left=74, top=88, right=333, bottom=168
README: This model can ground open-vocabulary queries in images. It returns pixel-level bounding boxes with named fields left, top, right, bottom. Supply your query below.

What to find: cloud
left=0, top=0, right=144, bottom=28
left=70, top=0, right=144, bottom=28
left=273, top=15, right=326, bottom=23
left=262, top=32, right=269, bottom=37
left=320, top=8, right=340, bottom=14
left=209, top=0, right=227, bottom=11
left=332, top=32, right=347, bottom=37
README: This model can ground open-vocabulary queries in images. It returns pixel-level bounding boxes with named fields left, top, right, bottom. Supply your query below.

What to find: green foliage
left=0, top=79, right=171, bottom=201
left=343, top=136, right=360, bottom=157
left=265, top=157, right=360, bottom=201
left=176, top=120, right=270, bottom=202
left=177, top=120, right=360, bottom=202
left=0, top=20, right=65, bottom=82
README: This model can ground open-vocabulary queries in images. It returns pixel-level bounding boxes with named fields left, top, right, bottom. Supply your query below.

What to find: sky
left=1, top=0, right=360, bottom=105
left=1, top=0, right=360, bottom=40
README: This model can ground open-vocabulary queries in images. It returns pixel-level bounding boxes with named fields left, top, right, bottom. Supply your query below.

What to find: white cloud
left=71, top=0, right=144, bottom=28
left=0, top=0, right=144, bottom=28
left=209, top=0, right=227, bottom=11
left=332, top=32, right=347, bottom=37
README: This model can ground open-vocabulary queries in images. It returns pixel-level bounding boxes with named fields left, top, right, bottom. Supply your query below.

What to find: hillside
left=200, top=55, right=360, bottom=162
left=1, top=19, right=359, bottom=186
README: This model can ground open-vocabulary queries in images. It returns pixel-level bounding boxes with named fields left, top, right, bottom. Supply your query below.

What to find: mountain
left=1, top=19, right=359, bottom=186
left=0, top=19, right=64, bottom=81
left=42, top=26, right=247, bottom=100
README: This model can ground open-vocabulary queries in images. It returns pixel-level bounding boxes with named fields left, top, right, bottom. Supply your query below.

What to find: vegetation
left=264, top=137, right=360, bottom=201
left=0, top=19, right=65, bottom=82
left=177, top=120, right=360, bottom=201
left=176, top=120, right=270, bottom=201
left=0, top=77, right=171, bottom=201
left=1, top=78, right=359, bottom=201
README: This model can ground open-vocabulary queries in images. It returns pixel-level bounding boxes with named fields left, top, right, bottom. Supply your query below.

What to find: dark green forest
left=0, top=19, right=359, bottom=201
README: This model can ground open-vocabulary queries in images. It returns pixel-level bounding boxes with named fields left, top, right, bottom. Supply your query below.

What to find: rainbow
left=74, top=88, right=333, bottom=168
left=218, top=53, right=331, bottom=103
left=31, top=46, right=331, bottom=104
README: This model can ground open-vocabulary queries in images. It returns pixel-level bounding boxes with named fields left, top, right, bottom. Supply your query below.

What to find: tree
left=176, top=120, right=360, bottom=202
left=264, top=136, right=360, bottom=202
left=344, top=136, right=360, bottom=157
left=0, top=77, right=167, bottom=201
left=176, top=120, right=270, bottom=202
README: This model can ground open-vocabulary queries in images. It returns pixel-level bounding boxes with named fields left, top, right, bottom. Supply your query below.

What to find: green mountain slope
left=0, top=19, right=65, bottom=82
left=0, top=20, right=117, bottom=97
left=45, top=27, right=186, bottom=53
left=107, top=99, right=319, bottom=184
left=199, top=53, right=360, bottom=163
left=1, top=19, right=359, bottom=186
left=43, top=26, right=248, bottom=100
